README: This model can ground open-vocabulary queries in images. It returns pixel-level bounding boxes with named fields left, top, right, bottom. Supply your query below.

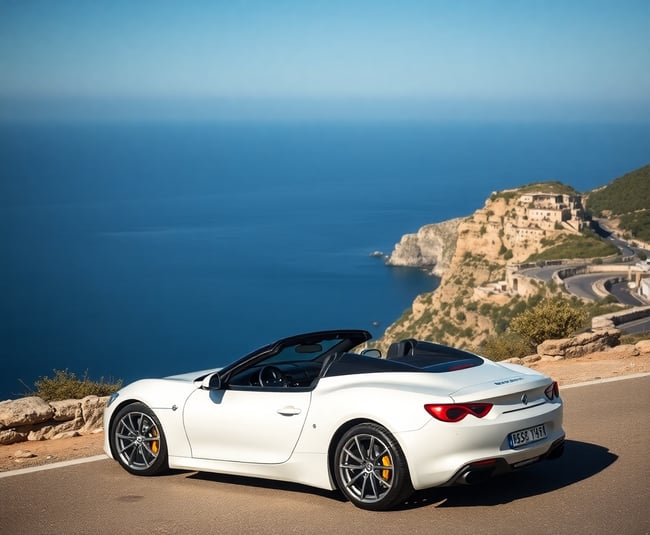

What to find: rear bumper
left=444, top=435, right=565, bottom=486
left=397, top=401, right=564, bottom=490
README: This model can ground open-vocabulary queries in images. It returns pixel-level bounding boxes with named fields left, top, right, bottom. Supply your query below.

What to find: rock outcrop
left=0, top=395, right=107, bottom=445
left=536, top=329, right=622, bottom=359
left=386, top=217, right=462, bottom=276
left=503, top=331, right=650, bottom=367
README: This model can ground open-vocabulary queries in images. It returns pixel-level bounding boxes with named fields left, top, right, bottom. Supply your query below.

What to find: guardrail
left=592, top=306, right=650, bottom=330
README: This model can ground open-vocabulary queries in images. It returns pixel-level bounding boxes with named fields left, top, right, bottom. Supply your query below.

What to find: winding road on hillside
left=519, top=225, right=650, bottom=332
left=1, top=376, right=648, bottom=535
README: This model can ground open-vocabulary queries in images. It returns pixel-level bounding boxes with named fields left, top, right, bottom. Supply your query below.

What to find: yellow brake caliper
left=381, top=455, right=391, bottom=481
left=151, top=427, right=159, bottom=454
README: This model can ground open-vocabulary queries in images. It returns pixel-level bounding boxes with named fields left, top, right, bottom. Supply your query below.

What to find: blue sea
left=1, top=120, right=649, bottom=399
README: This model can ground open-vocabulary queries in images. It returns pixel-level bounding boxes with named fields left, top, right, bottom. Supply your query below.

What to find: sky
left=1, top=0, right=649, bottom=121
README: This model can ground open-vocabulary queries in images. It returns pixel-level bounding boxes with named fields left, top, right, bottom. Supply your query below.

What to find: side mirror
left=361, top=348, right=382, bottom=358
left=200, top=372, right=222, bottom=390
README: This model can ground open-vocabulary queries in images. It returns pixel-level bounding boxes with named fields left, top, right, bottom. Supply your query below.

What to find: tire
left=334, top=423, right=413, bottom=510
left=110, top=402, right=168, bottom=476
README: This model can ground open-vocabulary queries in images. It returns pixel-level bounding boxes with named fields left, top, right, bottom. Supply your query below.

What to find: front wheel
left=110, top=402, right=168, bottom=476
left=334, top=423, right=413, bottom=510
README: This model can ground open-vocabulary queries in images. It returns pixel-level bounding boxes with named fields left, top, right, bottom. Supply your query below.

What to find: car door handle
left=277, top=406, right=302, bottom=416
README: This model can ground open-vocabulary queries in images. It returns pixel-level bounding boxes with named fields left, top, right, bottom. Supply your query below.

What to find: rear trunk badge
left=521, top=394, right=528, bottom=405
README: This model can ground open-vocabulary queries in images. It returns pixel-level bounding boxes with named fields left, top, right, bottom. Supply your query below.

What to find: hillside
left=376, top=180, right=626, bottom=353
left=586, top=164, right=650, bottom=242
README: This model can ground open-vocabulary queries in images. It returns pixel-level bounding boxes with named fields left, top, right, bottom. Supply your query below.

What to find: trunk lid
left=446, top=360, right=551, bottom=403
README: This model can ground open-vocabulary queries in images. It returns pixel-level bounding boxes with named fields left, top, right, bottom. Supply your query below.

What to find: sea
left=1, top=120, right=649, bottom=400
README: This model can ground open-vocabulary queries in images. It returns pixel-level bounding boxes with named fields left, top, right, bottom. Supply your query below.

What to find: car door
left=183, top=387, right=311, bottom=464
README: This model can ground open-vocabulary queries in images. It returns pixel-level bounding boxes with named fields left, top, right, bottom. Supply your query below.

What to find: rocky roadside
left=1, top=348, right=649, bottom=473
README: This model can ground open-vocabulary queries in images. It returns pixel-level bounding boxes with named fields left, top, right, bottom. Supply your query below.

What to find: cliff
left=386, top=217, right=462, bottom=276
left=377, top=184, right=587, bottom=351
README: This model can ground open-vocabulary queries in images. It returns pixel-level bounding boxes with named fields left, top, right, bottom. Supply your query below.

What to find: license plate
left=508, top=424, right=547, bottom=448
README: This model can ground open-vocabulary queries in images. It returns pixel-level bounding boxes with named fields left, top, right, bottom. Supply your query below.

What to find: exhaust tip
left=461, top=470, right=493, bottom=485
left=458, top=460, right=498, bottom=484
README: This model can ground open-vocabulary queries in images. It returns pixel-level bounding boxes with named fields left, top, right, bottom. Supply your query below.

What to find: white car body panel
left=103, top=330, right=565, bottom=502
left=183, top=388, right=311, bottom=463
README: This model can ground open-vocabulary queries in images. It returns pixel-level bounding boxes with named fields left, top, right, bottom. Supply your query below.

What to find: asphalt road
left=610, top=281, right=647, bottom=307
left=563, top=272, right=629, bottom=301
left=1, top=376, right=649, bottom=535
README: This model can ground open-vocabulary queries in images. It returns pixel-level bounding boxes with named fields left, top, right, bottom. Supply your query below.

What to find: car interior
left=225, top=336, right=484, bottom=390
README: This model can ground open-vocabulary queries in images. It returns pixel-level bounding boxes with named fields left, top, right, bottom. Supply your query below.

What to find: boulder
left=50, top=399, right=83, bottom=422
left=635, top=340, right=650, bottom=354
left=0, top=428, right=28, bottom=445
left=0, top=396, right=54, bottom=429
left=25, top=417, right=84, bottom=441
left=52, top=430, right=81, bottom=440
left=80, top=396, right=108, bottom=433
left=584, top=344, right=640, bottom=360
left=537, top=329, right=620, bottom=359
left=13, top=449, right=37, bottom=459
left=27, top=424, right=54, bottom=441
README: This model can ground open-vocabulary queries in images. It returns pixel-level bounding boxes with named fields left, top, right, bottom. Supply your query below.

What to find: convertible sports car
left=103, top=329, right=565, bottom=510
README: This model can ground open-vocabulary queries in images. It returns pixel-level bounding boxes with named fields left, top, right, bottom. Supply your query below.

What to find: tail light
left=424, top=403, right=493, bottom=422
left=544, top=381, right=560, bottom=401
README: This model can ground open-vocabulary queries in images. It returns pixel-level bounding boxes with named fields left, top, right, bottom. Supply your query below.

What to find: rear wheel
left=111, top=402, right=168, bottom=476
left=334, top=423, right=413, bottom=510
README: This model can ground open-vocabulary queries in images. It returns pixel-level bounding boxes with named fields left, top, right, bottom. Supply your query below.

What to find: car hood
left=113, top=372, right=220, bottom=411
left=164, top=368, right=222, bottom=382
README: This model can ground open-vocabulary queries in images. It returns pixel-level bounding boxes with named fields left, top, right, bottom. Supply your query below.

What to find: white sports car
left=103, top=329, right=565, bottom=510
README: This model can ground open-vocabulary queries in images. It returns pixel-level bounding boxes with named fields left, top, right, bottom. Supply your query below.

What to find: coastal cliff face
left=377, top=186, right=584, bottom=351
left=386, top=218, right=462, bottom=276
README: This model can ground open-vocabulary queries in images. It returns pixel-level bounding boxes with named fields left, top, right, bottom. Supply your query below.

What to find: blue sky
left=1, top=0, right=649, bottom=121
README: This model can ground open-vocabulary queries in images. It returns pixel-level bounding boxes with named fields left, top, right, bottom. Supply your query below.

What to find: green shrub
left=479, top=303, right=492, bottom=315
left=28, top=369, right=122, bottom=401
left=480, top=333, right=533, bottom=361
left=510, top=298, right=588, bottom=345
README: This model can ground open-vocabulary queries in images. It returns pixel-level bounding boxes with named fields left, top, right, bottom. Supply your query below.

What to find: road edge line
left=0, top=454, right=108, bottom=479
left=561, top=371, right=650, bottom=390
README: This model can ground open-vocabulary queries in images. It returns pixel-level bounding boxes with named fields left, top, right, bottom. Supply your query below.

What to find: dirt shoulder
left=0, top=432, right=105, bottom=473
left=2, top=352, right=649, bottom=473
left=527, top=348, right=650, bottom=386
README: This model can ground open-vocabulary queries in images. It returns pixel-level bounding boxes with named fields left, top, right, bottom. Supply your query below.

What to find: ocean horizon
left=1, top=119, right=649, bottom=399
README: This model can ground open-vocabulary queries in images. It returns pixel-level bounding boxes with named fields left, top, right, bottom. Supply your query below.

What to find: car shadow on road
left=177, top=440, right=615, bottom=510
left=399, top=439, right=617, bottom=510
left=185, top=471, right=346, bottom=502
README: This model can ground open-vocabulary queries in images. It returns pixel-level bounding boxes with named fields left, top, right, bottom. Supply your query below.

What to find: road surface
left=1, top=376, right=649, bottom=535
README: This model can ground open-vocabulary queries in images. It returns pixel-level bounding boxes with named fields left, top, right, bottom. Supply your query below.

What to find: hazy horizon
left=1, top=1, right=649, bottom=122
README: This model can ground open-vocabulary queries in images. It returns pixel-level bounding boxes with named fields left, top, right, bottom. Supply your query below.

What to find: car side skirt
left=167, top=452, right=336, bottom=491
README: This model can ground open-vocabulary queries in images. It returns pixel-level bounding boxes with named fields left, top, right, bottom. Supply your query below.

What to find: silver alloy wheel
left=337, top=433, right=394, bottom=504
left=114, top=411, right=162, bottom=471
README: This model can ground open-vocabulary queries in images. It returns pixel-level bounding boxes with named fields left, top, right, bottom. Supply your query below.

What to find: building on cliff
left=516, top=193, right=584, bottom=232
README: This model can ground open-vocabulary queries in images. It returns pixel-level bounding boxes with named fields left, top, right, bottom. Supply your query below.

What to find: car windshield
left=261, top=338, right=343, bottom=365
